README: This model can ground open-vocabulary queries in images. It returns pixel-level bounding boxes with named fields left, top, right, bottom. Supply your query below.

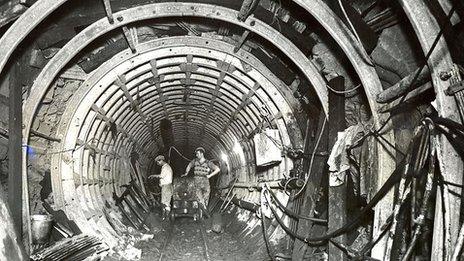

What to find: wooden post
left=8, top=60, right=23, bottom=237
left=292, top=111, right=328, bottom=261
left=327, top=76, right=347, bottom=260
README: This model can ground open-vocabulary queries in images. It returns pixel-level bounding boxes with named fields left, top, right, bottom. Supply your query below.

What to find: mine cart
left=171, top=177, right=202, bottom=220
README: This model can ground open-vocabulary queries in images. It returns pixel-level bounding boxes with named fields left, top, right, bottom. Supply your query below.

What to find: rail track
left=158, top=219, right=210, bottom=261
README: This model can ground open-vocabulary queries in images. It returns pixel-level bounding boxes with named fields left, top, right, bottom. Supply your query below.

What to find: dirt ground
left=135, top=216, right=252, bottom=261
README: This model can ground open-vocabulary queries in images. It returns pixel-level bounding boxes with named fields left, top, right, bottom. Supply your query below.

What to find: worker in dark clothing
left=181, top=147, right=220, bottom=213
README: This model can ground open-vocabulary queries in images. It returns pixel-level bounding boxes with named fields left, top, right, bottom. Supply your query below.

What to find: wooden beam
left=327, top=76, right=347, bottom=260
left=115, top=75, right=136, bottom=105
left=8, top=60, right=23, bottom=240
left=292, top=111, right=328, bottom=261
left=122, top=26, right=137, bottom=53
left=149, top=59, right=168, bottom=116
left=376, top=67, right=431, bottom=103
left=222, top=82, right=260, bottom=134
left=0, top=1, right=27, bottom=28
left=60, top=66, right=87, bottom=81
left=238, top=0, right=260, bottom=21
left=233, top=30, right=250, bottom=53
left=379, top=82, right=433, bottom=113
left=101, top=0, right=114, bottom=24
left=30, top=129, right=61, bottom=143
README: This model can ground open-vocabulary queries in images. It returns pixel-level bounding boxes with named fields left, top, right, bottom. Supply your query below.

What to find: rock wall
left=0, top=185, right=27, bottom=260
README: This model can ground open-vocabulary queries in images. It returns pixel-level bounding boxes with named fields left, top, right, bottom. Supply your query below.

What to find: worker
left=182, top=147, right=220, bottom=214
left=148, top=155, right=173, bottom=220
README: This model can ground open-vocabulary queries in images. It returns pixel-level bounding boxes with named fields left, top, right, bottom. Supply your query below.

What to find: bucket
left=31, top=215, right=53, bottom=244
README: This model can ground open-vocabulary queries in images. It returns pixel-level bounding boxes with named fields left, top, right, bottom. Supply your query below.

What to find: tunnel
left=0, top=0, right=463, bottom=260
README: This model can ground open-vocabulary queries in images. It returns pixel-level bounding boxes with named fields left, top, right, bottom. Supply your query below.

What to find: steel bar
left=376, top=67, right=431, bottom=103
left=233, top=30, right=250, bottom=53
left=122, top=26, right=137, bottom=53
left=379, top=82, right=433, bottom=113
left=8, top=60, right=24, bottom=244
left=102, top=0, right=114, bottom=24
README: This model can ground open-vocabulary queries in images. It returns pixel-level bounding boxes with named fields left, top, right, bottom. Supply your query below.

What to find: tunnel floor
left=128, top=216, right=252, bottom=260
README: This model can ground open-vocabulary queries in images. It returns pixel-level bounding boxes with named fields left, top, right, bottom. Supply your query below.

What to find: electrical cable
left=401, top=133, right=436, bottom=261
left=260, top=186, right=277, bottom=261
left=23, top=138, right=96, bottom=155
left=266, top=186, right=327, bottom=224
left=263, top=127, right=429, bottom=243
left=374, top=132, right=406, bottom=157
left=292, top=117, right=327, bottom=200
left=327, top=83, right=362, bottom=95
left=282, top=176, right=299, bottom=195
left=374, top=4, right=457, bottom=136
left=338, top=0, right=375, bottom=67
left=168, top=146, right=192, bottom=162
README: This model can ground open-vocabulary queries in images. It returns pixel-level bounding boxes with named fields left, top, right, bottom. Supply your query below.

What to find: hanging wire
left=260, top=185, right=277, bottom=261
left=373, top=3, right=457, bottom=136
left=292, top=117, right=327, bottom=200
left=23, top=138, right=97, bottom=156
left=327, top=83, right=362, bottom=95
left=168, top=145, right=192, bottom=162
left=338, top=0, right=375, bottom=67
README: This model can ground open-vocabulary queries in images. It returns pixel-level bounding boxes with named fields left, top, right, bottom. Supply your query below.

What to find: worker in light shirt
left=149, top=155, right=173, bottom=220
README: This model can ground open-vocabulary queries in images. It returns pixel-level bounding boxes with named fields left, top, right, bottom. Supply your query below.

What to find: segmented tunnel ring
left=54, top=37, right=301, bottom=223
left=17, top=2, right=334, bottom=242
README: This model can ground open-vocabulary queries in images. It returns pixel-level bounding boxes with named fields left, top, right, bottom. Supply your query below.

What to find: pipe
left=376, top=67, right=431, bottom=103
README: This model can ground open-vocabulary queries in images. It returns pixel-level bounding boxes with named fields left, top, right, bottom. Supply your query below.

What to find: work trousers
left=161, top=184, right=173, bottom=210
left=194, top=176, right=210, bottom=209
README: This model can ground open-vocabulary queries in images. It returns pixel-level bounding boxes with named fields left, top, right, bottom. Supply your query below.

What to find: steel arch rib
left=23, top=3, right=328, bottom=146
left=398, top=1, right=462, bottom=260
left=54, top=37, right=299, bottom=208
left=292, top=0, right=397, bottom=258
left=22, top=3, right=326, bottom=212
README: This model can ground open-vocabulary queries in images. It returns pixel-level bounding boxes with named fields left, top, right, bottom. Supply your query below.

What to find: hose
left=266, top=187, right=327, bottom=224
left=260, top=186, right=276, bottom=261
left=401, top=134, right=436, bottom=261
left=262, top=126, right=429, bottom=244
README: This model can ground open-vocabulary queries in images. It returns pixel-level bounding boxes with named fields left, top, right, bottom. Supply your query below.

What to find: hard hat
left=155, top=155, right=165, bottom=161
left=195, top=147, right=205, bottom=153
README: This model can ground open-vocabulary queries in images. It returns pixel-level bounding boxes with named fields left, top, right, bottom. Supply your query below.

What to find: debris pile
left=30, top=235, right=108, bottom=261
